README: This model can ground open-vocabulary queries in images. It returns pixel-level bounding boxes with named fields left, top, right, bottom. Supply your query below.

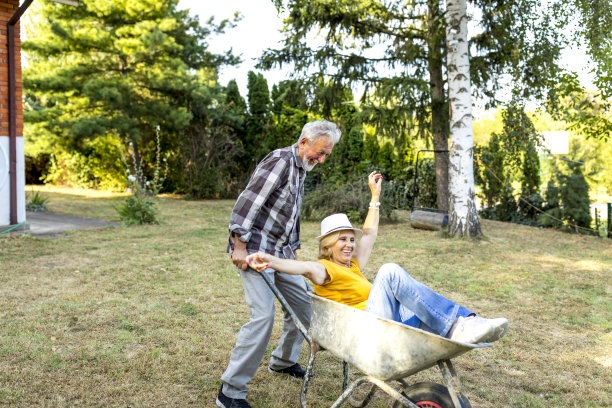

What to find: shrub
left=115, top=129, right=166, bottom=226
left=115, top=193, right=159, bottom=226
left=559, top=170, right=592, bottom=231
left=410, top=159, right=437, bottom=210
left=26, top=190, right=49, bottom=212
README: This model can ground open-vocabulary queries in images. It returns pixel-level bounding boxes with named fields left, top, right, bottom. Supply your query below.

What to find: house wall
left=0, top=0, right=24, bottom=227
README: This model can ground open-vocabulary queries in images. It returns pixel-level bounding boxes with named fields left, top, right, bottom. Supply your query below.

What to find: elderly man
left=217, top=120, right=341, bottom=408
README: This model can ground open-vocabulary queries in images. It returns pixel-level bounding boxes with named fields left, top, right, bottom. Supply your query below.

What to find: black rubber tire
left=402, top=382, right=456, bottom=408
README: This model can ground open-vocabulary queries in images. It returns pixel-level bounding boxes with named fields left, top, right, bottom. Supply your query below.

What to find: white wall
left=0, top=136, right=26, bottom=226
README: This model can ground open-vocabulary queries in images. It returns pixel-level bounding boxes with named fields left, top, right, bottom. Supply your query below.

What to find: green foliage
left=474, top=132, right=505, bottom=209
left=539, top=181, right=564, bottom=229
left=558, top=168, right=592, bottom=230
left=410, top=159, right=437, bottom=210
left=303, top=174, right=395, bottom=222
left=41, top=135, right=127, bottom=190
left=115, top=129, right=166, bottom=225
left=262, top=0, right=566, bottom=212
left=569, top=0, right=612, bottom=99
left=547, top=73, right=612, bottom=142
left=518, top=140, right=543, bottom=221
left=177, top=82, right=244, bottom=199
left=26, top=190, right=49, bottom=212
left=23, top=0, right=238, bottom=192
left=245, top=71, right=273, bottom=164
left=538, top=162, right=592, bottom=233
left=115, top=194, right=159, bottom=226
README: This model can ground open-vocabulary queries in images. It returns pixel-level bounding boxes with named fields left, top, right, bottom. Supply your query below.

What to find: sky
left=182, top=1, right=595, bottom=111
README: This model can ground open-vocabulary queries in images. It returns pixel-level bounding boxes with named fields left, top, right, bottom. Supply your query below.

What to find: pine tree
left=23, top=0, right=238, bottom=188
left=559, top=166, right=592, bottom=231
left=245, top=71, right=272, bottom=165
left=518, top=140, right=543, bottom=222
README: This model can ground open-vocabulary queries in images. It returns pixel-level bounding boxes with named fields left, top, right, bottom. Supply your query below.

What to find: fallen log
left=410, top=210, right=448, bottom=231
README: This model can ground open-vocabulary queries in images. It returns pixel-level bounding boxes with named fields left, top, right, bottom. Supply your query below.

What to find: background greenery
left=19, top=0, right=610, bottom=236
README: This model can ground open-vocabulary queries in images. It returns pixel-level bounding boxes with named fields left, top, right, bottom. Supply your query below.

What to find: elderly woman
left=247, top=171, right=508, bottom=344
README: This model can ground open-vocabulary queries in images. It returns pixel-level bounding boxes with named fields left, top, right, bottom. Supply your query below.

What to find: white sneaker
left=448, top=316, right=508, bottom=344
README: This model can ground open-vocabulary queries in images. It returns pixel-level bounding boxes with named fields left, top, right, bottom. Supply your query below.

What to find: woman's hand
left=245, top=252, right=270, bottom=272
left=368, top=171, right=383, bottom=199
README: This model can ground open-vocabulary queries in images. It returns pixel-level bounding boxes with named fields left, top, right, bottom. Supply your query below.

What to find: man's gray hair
left=298, top=120, right=341, bottom=145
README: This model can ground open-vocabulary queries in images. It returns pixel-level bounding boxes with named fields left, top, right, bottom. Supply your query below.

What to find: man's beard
left=301, top=154, right=317, bottom=171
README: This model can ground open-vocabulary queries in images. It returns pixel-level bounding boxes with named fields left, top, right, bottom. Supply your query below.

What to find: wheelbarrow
left=259, top=269, right=491, bottom=408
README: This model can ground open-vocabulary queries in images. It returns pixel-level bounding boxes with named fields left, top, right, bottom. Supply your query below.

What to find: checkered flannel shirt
left=227, top=143, right=306, bottom=259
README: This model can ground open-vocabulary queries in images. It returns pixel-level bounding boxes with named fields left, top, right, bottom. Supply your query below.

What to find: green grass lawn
left=1, top=186, right=611, bottom=407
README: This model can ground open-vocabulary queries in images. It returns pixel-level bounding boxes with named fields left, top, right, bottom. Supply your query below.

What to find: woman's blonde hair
left=318, top=231, right=340, bottom=260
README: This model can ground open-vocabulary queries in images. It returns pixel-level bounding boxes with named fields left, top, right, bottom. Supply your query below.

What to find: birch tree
left=445, top=0, right=481, bottom=237
left=262, top=0, right=565, bottom=212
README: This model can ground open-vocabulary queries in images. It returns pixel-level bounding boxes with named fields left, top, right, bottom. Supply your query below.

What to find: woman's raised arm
left=353, top=171, right=382, bottom=269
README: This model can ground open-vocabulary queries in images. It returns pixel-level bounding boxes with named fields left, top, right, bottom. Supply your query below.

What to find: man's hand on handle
left=231, top=235, right=249, bottom=270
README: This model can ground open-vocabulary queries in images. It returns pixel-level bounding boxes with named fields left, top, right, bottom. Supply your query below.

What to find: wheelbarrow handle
left=250, top=266, right=312, bottom=343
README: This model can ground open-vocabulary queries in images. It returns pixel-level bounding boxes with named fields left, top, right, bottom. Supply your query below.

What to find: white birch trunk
left=445, top=0, right=482, bottom=237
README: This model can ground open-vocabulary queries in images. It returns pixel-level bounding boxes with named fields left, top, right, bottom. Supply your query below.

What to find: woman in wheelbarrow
left=247, top=171, right=508, bottom=344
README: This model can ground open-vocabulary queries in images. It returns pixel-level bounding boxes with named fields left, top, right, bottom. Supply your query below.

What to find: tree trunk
left=445, top=0, right=482, bottom=237
left=428, top=0, right=450, bottom=212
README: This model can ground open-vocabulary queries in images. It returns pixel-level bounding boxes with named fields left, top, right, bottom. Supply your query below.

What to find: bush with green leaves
left=115, top=192, right=159, bottom=226
left=410, top=159, right=437, bottom=210
left=115, top=130, right=166, bottom=226
left=26, top=190, right=49, bottom=212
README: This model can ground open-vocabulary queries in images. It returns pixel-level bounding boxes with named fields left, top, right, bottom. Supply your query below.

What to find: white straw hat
left=316, top=213, right=362, bottom=240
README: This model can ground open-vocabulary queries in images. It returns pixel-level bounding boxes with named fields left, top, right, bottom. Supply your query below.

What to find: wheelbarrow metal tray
left=309, top=294, right=488, bottom=381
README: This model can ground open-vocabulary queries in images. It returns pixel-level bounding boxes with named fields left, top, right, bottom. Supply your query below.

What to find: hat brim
left=316, top=226, right=362, bottom=241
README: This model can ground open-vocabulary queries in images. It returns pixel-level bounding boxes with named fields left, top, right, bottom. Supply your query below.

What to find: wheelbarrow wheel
left=402, top=382, right=457, bottom=408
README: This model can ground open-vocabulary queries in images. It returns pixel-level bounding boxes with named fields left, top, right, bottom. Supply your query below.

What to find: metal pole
left=255, top=267, right=311, bottom=343
left=608, top=203, right=612, bottom=238
left=411, top=149, right=449, bottom=212
left=8, top=23, right=16, bottom=225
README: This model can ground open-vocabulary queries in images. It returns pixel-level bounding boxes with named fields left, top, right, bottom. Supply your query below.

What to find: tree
left=23, top=0, right=238, bottom=189
left=559, top=166, right=592, bottom=232
left=261, top=0, right=565, bottom=213
left=445, top=0, right=481, bottom=236
left=518, top=140, right=542, bottom=221
left=244, top=71, right=272, bottom=166
left=474, top=132, right=504, bottom=211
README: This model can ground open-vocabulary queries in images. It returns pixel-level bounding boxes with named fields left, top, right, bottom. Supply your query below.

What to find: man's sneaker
left=448, top=316, right=509, bottom=344
left=268, top=363, right=306, bottom=379
left=216, top=385, right=252, bottom=408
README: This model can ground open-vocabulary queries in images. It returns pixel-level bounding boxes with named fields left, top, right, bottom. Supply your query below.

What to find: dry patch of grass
left=1, top=186, right=611, bottom=407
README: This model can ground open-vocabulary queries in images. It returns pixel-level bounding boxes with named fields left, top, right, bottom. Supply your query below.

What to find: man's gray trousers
left=220, top=267, right=311, bottom=399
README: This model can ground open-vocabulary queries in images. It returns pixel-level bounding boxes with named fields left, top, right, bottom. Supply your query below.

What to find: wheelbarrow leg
left=301, top=341, right=320, bottom=408
left=437, top=359, right=472, bottom=408
left=329, top=377, right=370, bottom=408
left=347, top=381, right=378, bottom=408
left=343, top=361, right=349, bottom=390
left=362, top=377, right=420, bottom=408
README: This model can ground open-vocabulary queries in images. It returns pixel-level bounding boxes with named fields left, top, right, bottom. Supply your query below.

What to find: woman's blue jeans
left=365, top=263, right=473, bottom=337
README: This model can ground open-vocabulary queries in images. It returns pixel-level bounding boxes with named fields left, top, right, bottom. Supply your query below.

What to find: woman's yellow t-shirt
left=314, top=258, right=372, bottom=310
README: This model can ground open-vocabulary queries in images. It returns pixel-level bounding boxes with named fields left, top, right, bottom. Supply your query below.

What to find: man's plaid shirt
left=227, top=143, right=306, bottom=259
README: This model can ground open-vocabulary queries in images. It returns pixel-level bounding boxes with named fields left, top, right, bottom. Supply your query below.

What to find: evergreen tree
left=270, top=80, right=310, bottom=150
left=474, top=131, right=506, bottom=218
left=23, top=0, right=238, bottom=189
left=518, top=140, right=543, bottom=222
left=559, top=166, right=592, bottom=231
left=245, top=71, right=272, bottom=166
